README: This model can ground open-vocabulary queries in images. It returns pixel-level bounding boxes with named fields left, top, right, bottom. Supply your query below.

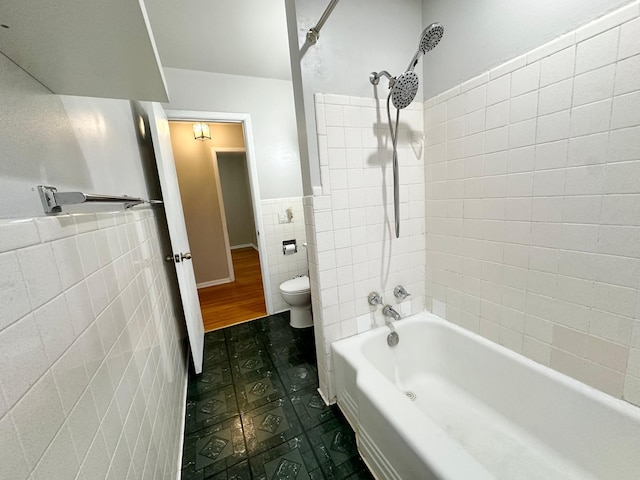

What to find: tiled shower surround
left=306, top=94, right=426, bottom=400
left=423, top=2, right=640, bottom=406
left=0, top=209, right=187, bottom=479
left=260, top=197, right=308, bottom=313
left=306, top=2, right=640, bottom=407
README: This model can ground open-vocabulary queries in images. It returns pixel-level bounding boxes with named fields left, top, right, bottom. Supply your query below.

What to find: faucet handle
left=368, top=292, right=383, bottom=306
left=393, top=285, right=411, bottom=300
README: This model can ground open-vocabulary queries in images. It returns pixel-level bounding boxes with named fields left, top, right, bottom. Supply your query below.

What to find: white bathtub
left=332, top=311, right=640, bottom=480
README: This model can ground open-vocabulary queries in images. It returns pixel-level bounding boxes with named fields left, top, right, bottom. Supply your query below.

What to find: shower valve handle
left=368, top=292, right=383, bottom=306
left=393, top=285, right=410, bottom=300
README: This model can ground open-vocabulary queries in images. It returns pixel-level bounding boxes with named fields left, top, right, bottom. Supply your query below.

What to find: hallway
left=198, top=247, right=268, bottom=332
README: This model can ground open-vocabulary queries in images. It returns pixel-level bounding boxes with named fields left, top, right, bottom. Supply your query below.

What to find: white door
left=147, top=102, right=205, bottom=374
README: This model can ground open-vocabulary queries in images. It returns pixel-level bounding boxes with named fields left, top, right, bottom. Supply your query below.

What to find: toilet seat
left=280, top=275, right=310, bottom=294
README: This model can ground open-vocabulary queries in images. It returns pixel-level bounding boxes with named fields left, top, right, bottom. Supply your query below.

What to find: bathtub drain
left=404, top=391, right=416, bottom=401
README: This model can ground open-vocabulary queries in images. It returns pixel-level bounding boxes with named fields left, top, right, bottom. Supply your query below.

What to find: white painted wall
left=287, top=0, right=424, bottom=191
left=421, top=0, right=636, bottom=98
left=0, top=54, right=155, bottom=219
left=161, top=68, right=303, bottom=200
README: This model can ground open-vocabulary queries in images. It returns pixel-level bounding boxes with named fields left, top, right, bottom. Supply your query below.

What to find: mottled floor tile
left=248, top=435, right=320, bottom=480
left=224, top=322, right=258, bottom=343
left=290, top=386, right=339, bottom=430
left=186, top=384, right=239, bottom=435
left=188, top=361, right=234, bottom=399
left=203, top=460, right=252, bottom=480
left=306, top=418, right=368, bottom=480
left=277, top=358, right=319, bottom=394
left=229, top=347, right=275, bottom=381
left=181, top=313, right=371, bottom=480
left=251, top=313, right=290, bottom=334
left=234, top=368, right=287, bottom=413
left=241, top=397, right=303, bottom=456
left=265, top=340, right=306, bottom=367
left=203, top=341, right=230, bottom=367
left=182, top=416, right=247, bottom=478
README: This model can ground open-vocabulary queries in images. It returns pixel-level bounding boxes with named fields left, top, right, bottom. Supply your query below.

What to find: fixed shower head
left=391, top=71, right=419, bottom=109
left=407, top=22, right=444, bottom=71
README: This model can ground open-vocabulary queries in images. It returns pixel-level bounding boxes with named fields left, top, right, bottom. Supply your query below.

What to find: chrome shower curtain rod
left=306, top=0, right=341, bottom=44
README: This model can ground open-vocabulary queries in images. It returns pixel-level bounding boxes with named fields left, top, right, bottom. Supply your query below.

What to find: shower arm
left=369, top=70, right=395, bottom=87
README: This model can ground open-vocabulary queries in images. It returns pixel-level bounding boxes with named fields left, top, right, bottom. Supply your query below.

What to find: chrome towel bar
left=37, top=185, right=160, bottom=214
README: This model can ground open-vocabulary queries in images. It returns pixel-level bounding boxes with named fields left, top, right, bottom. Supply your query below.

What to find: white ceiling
left=144, top=0, right=293, bottom=81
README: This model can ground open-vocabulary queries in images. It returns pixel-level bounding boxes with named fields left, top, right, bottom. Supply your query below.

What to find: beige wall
left=217, top=152, right=257, bottom=247
left=168, top=121, right=246, bottom=285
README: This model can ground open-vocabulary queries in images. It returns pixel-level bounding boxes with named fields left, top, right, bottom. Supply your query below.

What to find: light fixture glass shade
left=193, top=122, right=211, bottom=141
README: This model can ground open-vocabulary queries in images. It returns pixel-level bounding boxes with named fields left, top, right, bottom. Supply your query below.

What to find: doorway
left=166, top=113, right=271, bottom=332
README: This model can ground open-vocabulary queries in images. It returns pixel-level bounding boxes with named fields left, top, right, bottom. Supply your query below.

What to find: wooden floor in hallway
left=198, top=247, right=267, bottom=332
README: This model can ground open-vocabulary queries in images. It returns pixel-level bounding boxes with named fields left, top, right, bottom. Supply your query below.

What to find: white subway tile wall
left=309, top=94, right=426, bottom=400
left=0, top=209, right=187, bottom=480
left=260, top=198, right=307, bottom=312
left=424, top=1, right=640, bottom=407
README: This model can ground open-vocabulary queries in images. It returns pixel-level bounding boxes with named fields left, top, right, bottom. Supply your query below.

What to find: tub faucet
left=382, top=305, right=402, bottom=321
left=382, top=305, right=401, bottom=346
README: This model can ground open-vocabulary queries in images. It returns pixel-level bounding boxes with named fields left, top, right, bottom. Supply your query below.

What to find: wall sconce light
left=193, top=122, right=211, bottom=141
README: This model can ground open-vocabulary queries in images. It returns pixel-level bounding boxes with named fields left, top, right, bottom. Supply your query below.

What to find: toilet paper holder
left=282, top=239, right=297, bottom=255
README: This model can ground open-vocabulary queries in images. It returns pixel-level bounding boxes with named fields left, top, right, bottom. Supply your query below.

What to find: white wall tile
left=611, top=90, right=640, bottom=129
left=615, top=54, right=640, bottom=96
left=0, top=219, right=40, bottom=253
left=538, top=79, right=573, bottom=115
left=465, top=85, right=486, bottom=113
left=10, top=372, right=65, bottom=469
left=423, top=1, right=640, bottom=407
left=511, top=63, right=540, bottom=97
left=575, top=27, right=620, bottom=74
left=0, top=314, right=49, bottom=409
left=537, top=110, right=570, bottom=143
left=573, top=64, right=615, bottom=106
left=534, top=140, right=568, bottom=170
left=16, top=243, right=62, bottom=310
left=508, top=119, right=537, bottom=148
left=0, top=413, right=30, bottom=479
left=608, top=126, right=640, bottom=163
left=0, top=252, right=31, bottom=331
left=568, top=133, right=609, bottom=167
left=619, top=16, right=640, bottom=59
left=570, top=99, right=612, bottom=136
left=604, top=160, right=640, bottom=193
left=540, top=46, right=576, bottom=87
left=33, top=295, right=75, bottom=364
left=487, top=75, right=511, bottom=106
left=510, top=91, right=538, bottom=123
left=66, top=387, right=100, bottom=462
left=0, top=209, right=186, bottom=480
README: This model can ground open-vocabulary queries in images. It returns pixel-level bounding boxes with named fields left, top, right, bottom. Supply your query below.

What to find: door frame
left=165, top=109, right=274, bottom=315
left=209, top=146, right=247, bottom=288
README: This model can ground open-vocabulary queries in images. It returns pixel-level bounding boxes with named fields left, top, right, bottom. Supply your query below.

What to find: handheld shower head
left=419, top=22, right=444, bottom=53
left=407, top=22, right=444, bottom=71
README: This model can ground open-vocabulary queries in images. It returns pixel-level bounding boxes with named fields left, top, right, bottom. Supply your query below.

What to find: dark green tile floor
left=181, top=312, right=374, bottom=480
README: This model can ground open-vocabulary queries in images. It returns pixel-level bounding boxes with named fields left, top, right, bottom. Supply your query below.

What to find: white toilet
left=279, top=275, right=313, bottom=328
